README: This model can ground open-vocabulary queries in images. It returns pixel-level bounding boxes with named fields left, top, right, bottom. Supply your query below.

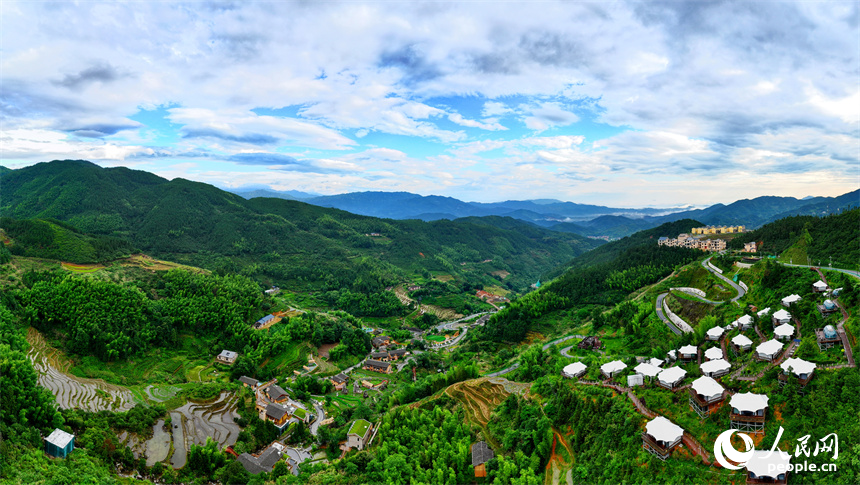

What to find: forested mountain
left=0, top=218, right=136, bottom=263
left=0, top=160, right=600, bottom=290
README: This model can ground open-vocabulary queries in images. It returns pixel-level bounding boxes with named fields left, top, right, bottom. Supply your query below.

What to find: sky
left=1, top=1, right=858, bottom=207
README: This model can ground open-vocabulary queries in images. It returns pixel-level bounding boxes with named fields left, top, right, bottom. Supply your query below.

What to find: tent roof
left=704, top=347, right=723, bottom=360
left=707, top=326, right=724, bottom=337
left=738, top=315, right=753, bottom=325
left=774, top=323, right=795, bottom=337
left=679, top=345, right=698, bottom=355
left=746, top=450, right=791, bottom=478
left=781, top=357, right=816, bottom=375
left=729, top=392, right=769, bottom=413
left=45, top=429, right=74, bottom=448
left=772, top=309, right=791, bottom=319
left=756, top=307, right=770, bottom=317
left=601, top=360, right=627, bottom=374
left=756, top=339, right=783, bottom=356
left=732, top=334, right=753, bottom=346
left=644, top=416, right=684, bottom=443
left=657, top=366, right=687, bottom=384
left=700, top=359, right=731, bottom=374
left=562, top=362, right=587, bottom=376
left=634, top=362, right=661, bottom=377
left=691, top=375, right=724, bottom=398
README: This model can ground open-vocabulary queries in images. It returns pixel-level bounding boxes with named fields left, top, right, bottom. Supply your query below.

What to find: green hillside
left=0, top=218, right=136, bottom=263
left=0, top=160, right=601, bottom=291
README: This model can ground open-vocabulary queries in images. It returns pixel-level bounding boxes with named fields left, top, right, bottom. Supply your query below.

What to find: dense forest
left=1, top=217, right=136, bottom=263
left=0, top=160, right=601, bottom=291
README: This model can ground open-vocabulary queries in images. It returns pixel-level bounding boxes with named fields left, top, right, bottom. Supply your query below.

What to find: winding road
left=702, top=256, right=745, bottom=302
left=485, top=334, right=587, bottom=377
left=655, top=293, right=682, bottom=335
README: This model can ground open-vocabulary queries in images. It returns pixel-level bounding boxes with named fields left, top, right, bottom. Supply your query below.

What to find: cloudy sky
left=1, top=1, right=858, bottom=206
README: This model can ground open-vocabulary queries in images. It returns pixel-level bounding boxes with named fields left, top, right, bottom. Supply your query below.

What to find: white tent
left=700, top=359, right=731, bottom=377
left=634, top=362, right=661, bottom=378
left=756, top=339, right=784, bottom=361
left=781, top=294, right=802, bottom=306
left=781, top=358, right=816, bottom=377
left=729, top=392, right=769, bottom=414
left=772, top=309, right=792, bottom=324
left=706, top=326, right=724, bottom=340
left=746, top=450, right=791, bottom=480
left=679, top=345, right=697, bottom=357
left=562, top=362, right=587, bottom=378
left=601, top=360, right=627, bottom=377
left=738, top=315, right=753, bottom=329
left=813, top=280, right=828, bottom=292
left=644, top=416, right=684, bottom=444
left=649, top=357, right=664, bottom=368
left=666, top=350, right=677, bottom=361
left=774, top=323, right=795, bottom=340
left=756, top=307, right=770, bottom=318
left=691, top=376, right=724, bottom=401
left=704, top=347, right=723, bottom=360
left=627, top=374, right=644, bottom=387
left=731, top=334, right=753, bottom=349
left=656, top=366, right=687, bottom=388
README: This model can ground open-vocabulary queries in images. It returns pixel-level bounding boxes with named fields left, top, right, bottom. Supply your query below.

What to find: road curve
left=702, top=256, right=745, bottom=302
left=484, top=334, right=589, bottom=377
left=655, top=292, right=682, bottom=335
left=780, top=263, right=860, bottom=280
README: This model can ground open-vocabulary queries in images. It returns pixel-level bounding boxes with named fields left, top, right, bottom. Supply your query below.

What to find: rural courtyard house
left=472, top=441, right=495, bottom=478
left=346, top=419, right=373, bottom=451
left=265, top=384, right=290, bottom=403
left=239, top=376, right=259, bottom=389
left=217, top=350, right=238, bottom=364
left=363, top=359, right=392, bottom=374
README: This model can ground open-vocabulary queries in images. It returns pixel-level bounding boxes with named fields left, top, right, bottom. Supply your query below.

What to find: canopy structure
left=756, top=307, right=771, bottom=317
left=634, top=362, right=661, bottom=378
left=601, top=360, right=627, bottom=376
left=679, top=345, right=698, bottom=356
left=813, top=280, right=828, bottom=291
left=781, top=358, right=816, bottom=376
left=781, top=294, right=802, bottom=306
left=738, top=315, right=753, bottom=326
left=666, top=350, right=677, bottom=360
left=772, top=309, right=791, bottom=321
left=746, top=450, right=791, bottom=479
left=657, top=366, right=687, bottom=386
left=704, top=347, right=723, bottom=360
left=644, top=416, right=684, bottom=444
left=757, top=339, right=784, bottom=359
left=729, top=392, right=769, bottom=413
left=700, top=359, right=731, bottom=376
left=562, top=362, right=587, bottom=378
left=706, top=326, right=724, bottom=339
left=774, top=323, right=795, bottom=339
left=691, top=376, right=724, bottom=400
left=649, top=357, right=664, bottom=368
left=731, top=334, right=753, bottom=348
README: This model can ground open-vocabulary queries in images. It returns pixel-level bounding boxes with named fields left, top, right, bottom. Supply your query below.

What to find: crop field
left=61, top=261, right=104, bottom=273
left=27, top=328, right=136, bottom=411
left=260, top=341, right=311, bottom=376
left=169, top=391, right=242, bottom=469
left=445, top=378, right=512, bottom=427
left=426, top=335, right=446, bottom=342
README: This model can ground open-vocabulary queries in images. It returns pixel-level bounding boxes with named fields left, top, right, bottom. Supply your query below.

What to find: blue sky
left=1, top=1, right=858, bottom=206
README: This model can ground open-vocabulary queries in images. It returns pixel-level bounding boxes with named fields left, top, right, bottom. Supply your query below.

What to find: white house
left=756, top=339, right=784, bottom=361
left=730, top=392, right=769, bottom=432
left=812, top=280, right=828, bottom=293
left=706, top=326, right=724, bottom=341
left=217, top=350, right=238, bottom=364
left=774, top=323, right=795, bottom=341
left=781, top=294, right=802, bottom=307
left=737, top=314, right=754, bottom=330
left=700, top=359, right=731, bottom=378
left=561, top=362, right=587, bottom=379
left=678, top=345, right=698, bottom=361
left=600, top=360, right=627, bottom=378
left=731, top=334, right=753, bottom=351
left=346, top=420, right=373, bottom=451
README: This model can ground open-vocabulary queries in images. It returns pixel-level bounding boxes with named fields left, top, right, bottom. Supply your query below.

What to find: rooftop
left=781, top=357, right=816, bottom=376
left=700, top=359, right=730, bottom=375
left=645, top=416, right=684, bottom=443
left=704, top=347, right=723, bottom=360
left=657, top=366, right=687, bottom=384
left=349, top=419, right=372, bottom=438
left=218, top=350, right=237, bottom=359
left=729, top=392, right=769, bottom=413
left=472, top=441, right=495, bottom=467
left=601, top=360, right=627, bottom=374
left=239, top=376, right=258, bottom=386
left=732, top=334, right=753, bottom=347
left=774, top=323, right=795, bottom=338
left=691, top=375, right=724, bottom=399
left=562, top=362, right=587, bottom=376
left=757, top=339, right=783, bottom=356
left=45, top=429, right=74, bottom=448
left=633, top=362, right=661, bottom=378
left=746, top=450, right=791, bottom=479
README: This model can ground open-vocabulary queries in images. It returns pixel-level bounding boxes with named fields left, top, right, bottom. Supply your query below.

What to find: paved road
left=309, top=400, right=325, bottom=437
left=655, top=293, right=682, bottom=335
left=434, top=311, right=494, bottom=331
left=780, top=263, right=860, bottom=280
left=485, top=334, right=588, bottom=377
left=702, top=256, right=745, bottom=302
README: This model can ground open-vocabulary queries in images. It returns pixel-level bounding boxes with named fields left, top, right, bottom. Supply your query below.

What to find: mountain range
left=229, top=187, right=859, bottom=238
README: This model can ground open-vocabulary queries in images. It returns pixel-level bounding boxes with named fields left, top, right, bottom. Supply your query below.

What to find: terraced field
left=445, top=378, right=512, bottom=427
left=175, top=392, right=241, bottom=450
left=27, top=328, right=135, bottom=411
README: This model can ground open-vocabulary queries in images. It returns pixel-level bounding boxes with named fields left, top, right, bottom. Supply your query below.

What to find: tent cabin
left=730, top=392, right=769, bottom=433
left=774, top=323, right=795, bottom=341
left=704, top=347, right=723, bottom=361
left=666, top=349, right=677, bottom=361
left=756, top=339, right=784, bottom=361
left=756, top=307, right=770, bottom=319
left=633, top=362, right=661, bottom=381
left=772, top=309, right=792, bottom=325
left=779, top=358, right=816, bottom=387
left=678, top=345, right=698, bottom=362
left=700, top=359, right=731, bottom=378
left=627, top=374, right=644, bottom=387
left=731, top=334, right=754, bottom=351
left=561, top=362, right=587, bottom=379
left=815, top=325, right=841, bottom=350
left=600, top=360, right=627, bottom=379
left=746, top=450, right=790, bottom=485
left=706, top=326, right=724, bottom=341
left=217, top=350, right=238, bottom=364
left=642, top=416, right=684, bottom=460
left=737, top=314, right=754, bottom=330
left=44, top=429, right=74, bottom=458
left=781, top=294, right=802, bottom=307
left=818, top=299, right=838, bottom=315
left=812, top=280, right=828, bottom=293
left=472, top=441, right=495, bottom=478
left=656, top=366, right=687, bottom=390
left=689, top=376, right=725, bottom=417
left=649, top=357, right=664, bottom=368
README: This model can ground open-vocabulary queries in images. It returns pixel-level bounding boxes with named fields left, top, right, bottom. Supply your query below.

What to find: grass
left=348, top=419, right=371, bottom=437
left=426, top=335, right=446, bottom=342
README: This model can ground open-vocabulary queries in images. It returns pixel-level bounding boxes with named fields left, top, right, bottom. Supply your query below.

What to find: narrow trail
left=754, top=325, right=766, bottom=342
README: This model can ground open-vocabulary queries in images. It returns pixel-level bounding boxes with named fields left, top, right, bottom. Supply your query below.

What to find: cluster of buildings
left=657, top=234, right=727, bottom=252
left=691, top=225, right=745, bottom=235
left=475, top=290, right=509, bottom=304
